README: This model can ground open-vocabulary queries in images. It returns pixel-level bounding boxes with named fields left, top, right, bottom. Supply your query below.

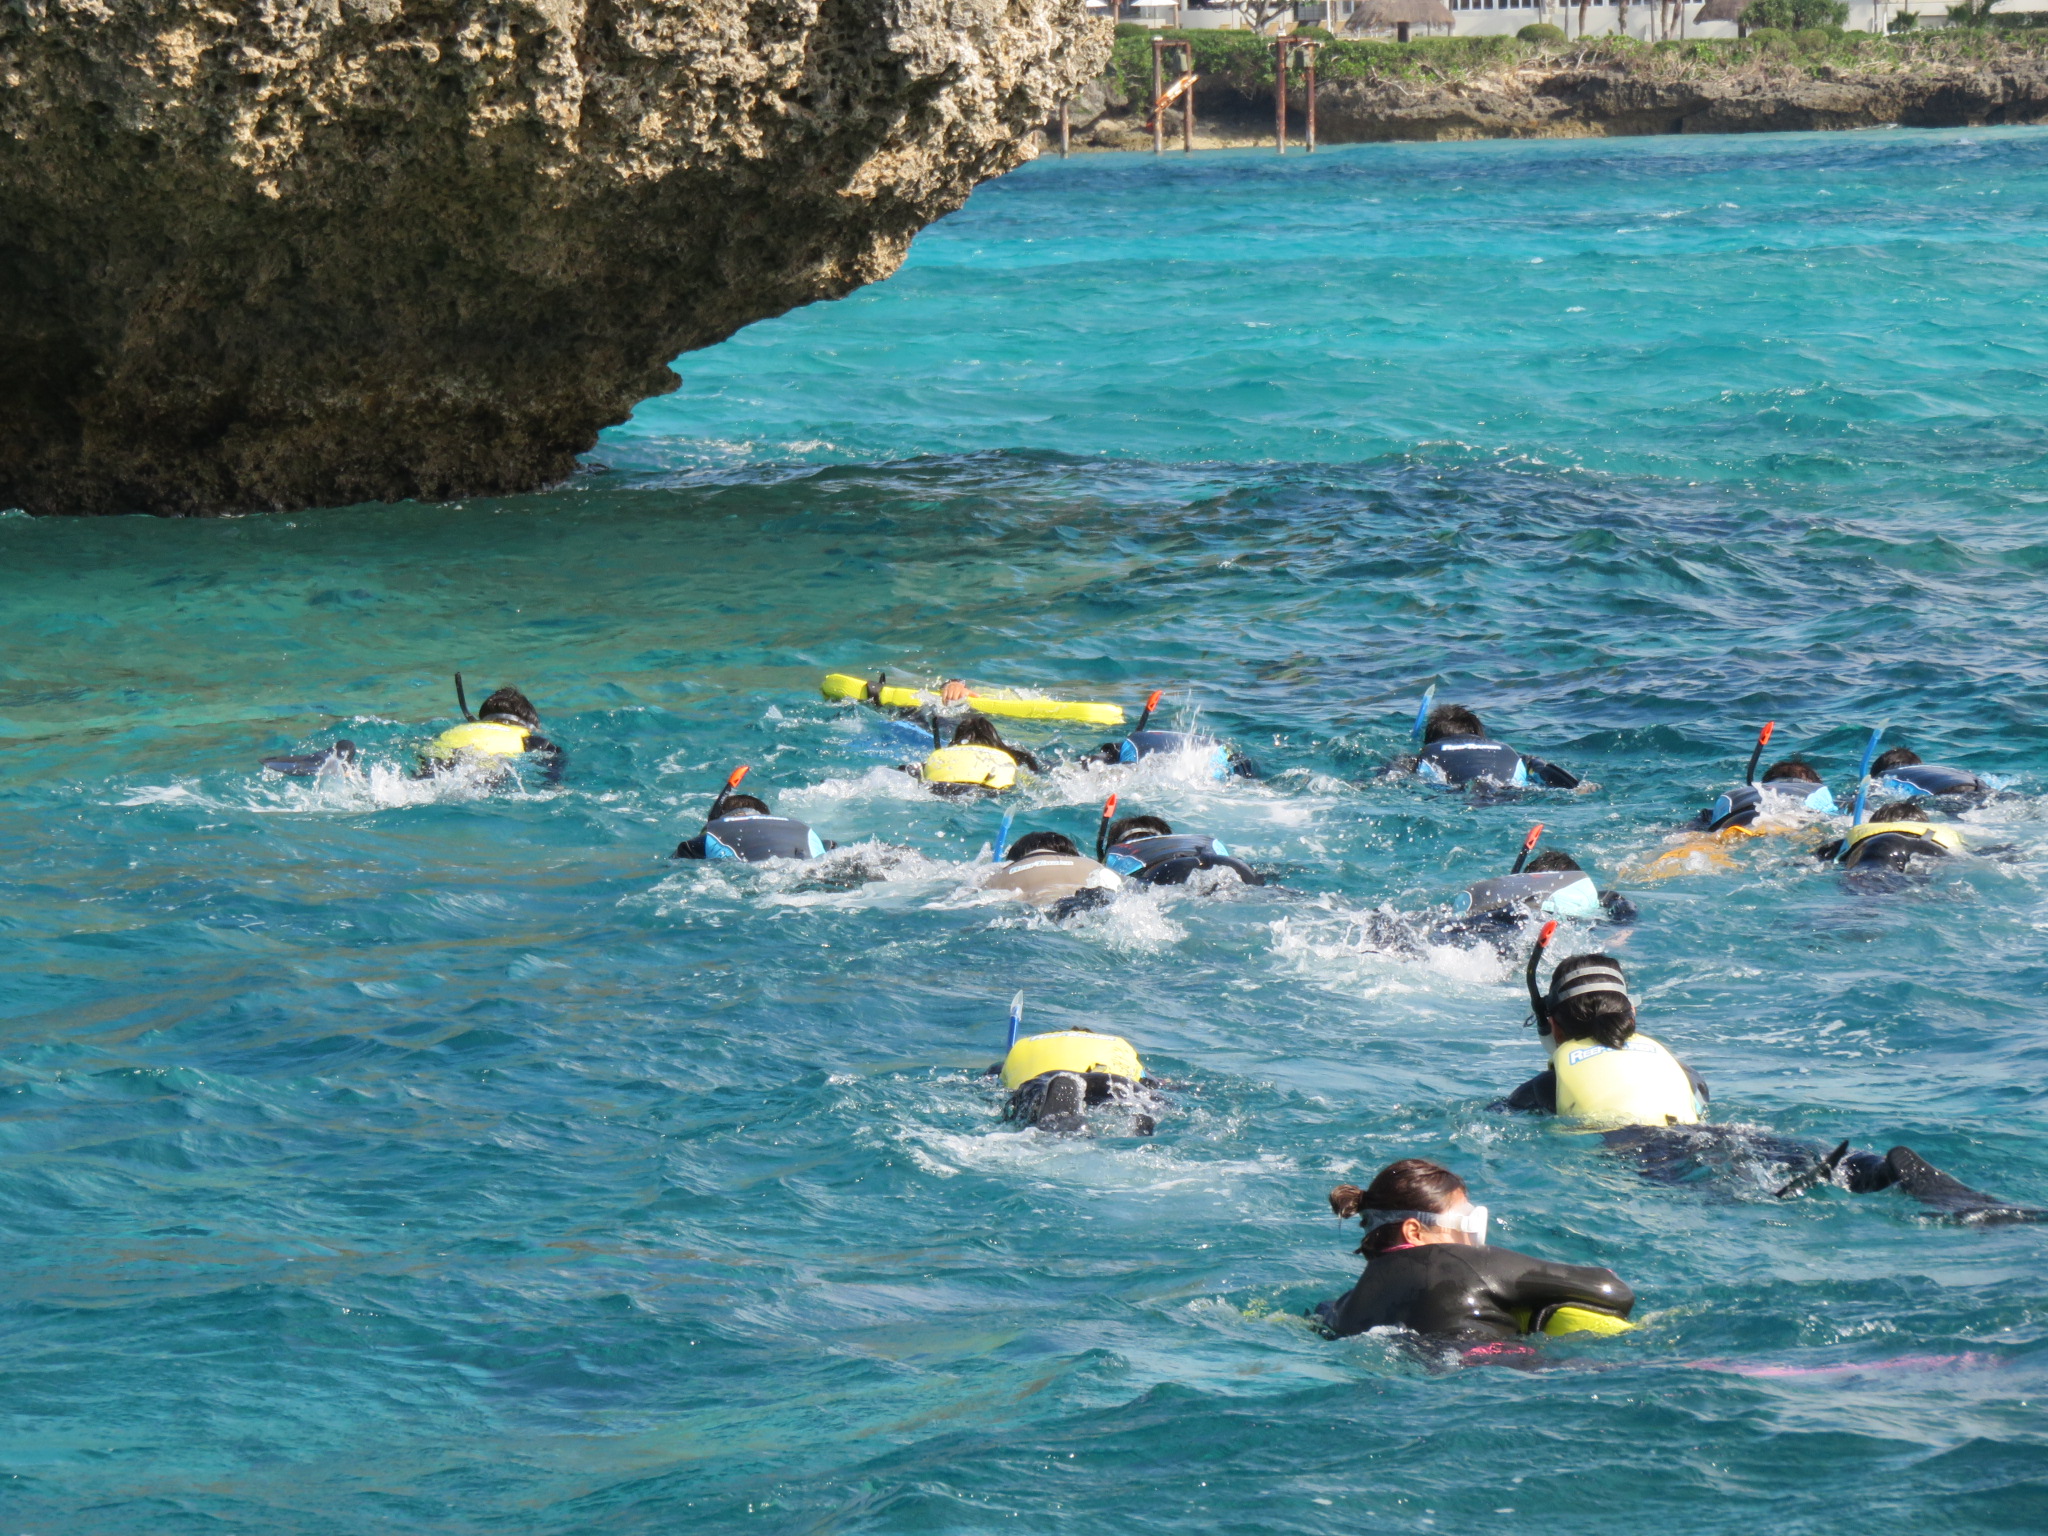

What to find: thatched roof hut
left=1693, top=0, right=1747, bottom=21
left=1345, top=0, right=1456, bottom=37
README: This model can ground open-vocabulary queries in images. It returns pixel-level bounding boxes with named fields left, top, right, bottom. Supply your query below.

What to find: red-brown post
left=1153, top=38, right=1165, bottom=156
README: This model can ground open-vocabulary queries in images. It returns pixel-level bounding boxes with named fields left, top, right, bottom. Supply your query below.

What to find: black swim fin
left=260, top=740, right=359, bottom=777
left=1882, top=1146, right=2048, bottom=1225
left=1775, top=1140, right=1851, bottom=1199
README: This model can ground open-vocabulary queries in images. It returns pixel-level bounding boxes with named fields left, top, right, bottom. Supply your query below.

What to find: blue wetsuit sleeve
left=1600, top=889, right=1637, bottom=923
left=673, top=835, right=707, bottom=859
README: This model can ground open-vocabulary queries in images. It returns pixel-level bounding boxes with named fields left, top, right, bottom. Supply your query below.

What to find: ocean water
left=5, top=127, right=2048, bottom=1533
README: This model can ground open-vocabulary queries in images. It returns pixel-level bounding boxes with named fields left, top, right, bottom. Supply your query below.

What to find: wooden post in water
left=1181, top=41, right=1195, bottom=152
left=1059, top=99, right=1071, bottom=157
left=1304, top=41, right=1318, bottom=152
left=1153, top=38, right=1165, bottom=156
left=1274, top=37, right=1287, bottom=154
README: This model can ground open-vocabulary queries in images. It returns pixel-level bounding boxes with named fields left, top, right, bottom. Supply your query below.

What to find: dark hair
left=1423, top=704, right=1485, bottom=744
left=1105, top=814, right=1173, bottom=845
left=1869, top=800, right=1927, bottom=824
left=951, top=713, right=1005, bottom=749
left=714, top=794, right=769, bottom=818
left=1525, top=849, right=1582, bottom=874
left=1329, top=1159, right=1467, bottom=1257
left=1761, top=758, right=1821, bottom=784
left=951, top=713, right=1044, bottom=774
left=1871, top=747, right=1922, bottom=774
left=1545, top=952, right=1635, bottom=1050
left=477, top=687, right=540, bottom=729
left=1006, top=831, right=1078, bottom=861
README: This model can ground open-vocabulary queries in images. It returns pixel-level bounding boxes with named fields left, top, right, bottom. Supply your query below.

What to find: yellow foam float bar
left=821, top=673, right=1125, bottom=728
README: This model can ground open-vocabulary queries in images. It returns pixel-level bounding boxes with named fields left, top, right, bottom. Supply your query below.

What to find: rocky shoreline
left=1058, top=37, right=2048, bottom=148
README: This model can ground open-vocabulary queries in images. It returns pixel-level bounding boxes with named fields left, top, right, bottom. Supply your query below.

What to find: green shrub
left=1739, top=0, right=1848, bottom=29
left=1746, top=24, right=1791, bottom=46
left=1887, top=6, right=1918, bottom=24
left=1518, top=21, right=1568, bottom=40
left=1793, top=24, right=1833, bottom=46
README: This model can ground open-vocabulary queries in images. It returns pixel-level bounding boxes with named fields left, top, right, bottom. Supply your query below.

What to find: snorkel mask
left=1360, top=1205, right=1490, bottom=1247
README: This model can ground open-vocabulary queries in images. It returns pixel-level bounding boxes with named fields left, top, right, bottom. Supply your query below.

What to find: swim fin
left=1882, top=1146, right=2047, bottom=1225
left=260, top=740, right=359, bottom=777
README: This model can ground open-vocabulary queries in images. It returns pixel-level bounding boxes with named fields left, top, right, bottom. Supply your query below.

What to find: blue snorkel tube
left=1836, top=723, right=1887, bottom=862
left=994, top=809, right=1013, bottom=864
left=1006, top=991, right=1024, bottom=1051
left=1411, top=682, right=1437, bottom=743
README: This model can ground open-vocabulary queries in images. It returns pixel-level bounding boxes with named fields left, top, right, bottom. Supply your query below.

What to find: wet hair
left=1545, top=952, right=1636, bottom=1050
left=1105, top=814, right=1173, bottom=846
left=713, top=794, right=770, bottom=818
left=1422, top=704, right=1485, bottom=744
left=1329, top=1158, right=1468, bottom=1258
left=1006, top=831, right=1079, bottom=861
left=1871, top=747, right=1923, bottom=774
left=1761, top=758, right=1821, bottom=784
left=951, top=713, right=1005, bottom=749
left=477, top=687, right=540, bottom=730
left=1868, top=800, right=1927, bottom=824
left=1524, top=849, right=1582, bottom=874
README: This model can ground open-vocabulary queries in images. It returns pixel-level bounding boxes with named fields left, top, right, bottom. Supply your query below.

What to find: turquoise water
left=6, top=128, right=2048, bottom=1532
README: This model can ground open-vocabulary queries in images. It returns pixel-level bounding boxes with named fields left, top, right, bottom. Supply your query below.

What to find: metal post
left=1274, top=37, right=1287, bottom=155
left=1059, top=99, right=1070, bottom=158
left=1153, top=38, right=1165, bottom=156
left=1305, top=44, right=1317, bottom=152
left=1182, top=42, right=1195, bottom=153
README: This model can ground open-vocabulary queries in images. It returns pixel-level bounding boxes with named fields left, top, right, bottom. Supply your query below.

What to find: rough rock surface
left=1307, top=56, right=2048, bottom=139
left=0, top=0, right=1109, bottom=515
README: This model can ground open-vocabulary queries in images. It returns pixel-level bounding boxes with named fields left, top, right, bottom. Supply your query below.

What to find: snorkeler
left=672, top=767, right=834, bottom=862
left=1085, top=690, right=1261, bottom=779
left=1505, top=929, right=2039, bottom=1222
left=988, top=996, right=1162, bottom=1135
left=1627, top=725, right=1835, bottom=881
left=986, top=830, right=1122, bottom=919
left=1813, top=800, right=1966, bottom=872
left=1386, top=696, right=1583, bottom=791
left=1443, top=824, right=1634, bottom=940
left=1870, top=746, right=1998, bottom=806
left=1312, top=1158, right=1635, bottom=1346
left=417, top=680, right=564, bottom=782
left=1100, top=806, right=1264, bottom=889
left=900, top=712, right=1043, bottom=797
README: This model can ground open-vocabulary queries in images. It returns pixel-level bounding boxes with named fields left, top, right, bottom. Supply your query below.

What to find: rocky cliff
left=0, top=0, right=1108, bottom=515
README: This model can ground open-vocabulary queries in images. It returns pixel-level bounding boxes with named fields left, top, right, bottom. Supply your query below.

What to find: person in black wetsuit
left=1100, top=814, right=1264, bottom=889
left=672, top=792, right=835, bottom=862
left=1312, top=1158, right=1633, bottom=1347
left=1388, top=704, right=1583, bottom=791
left=1870, top=746, right=1998, bottom=808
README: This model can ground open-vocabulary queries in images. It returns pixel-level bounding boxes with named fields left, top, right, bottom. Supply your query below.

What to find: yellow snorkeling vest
left=1000, top=1030, right=1144, bottom=1090
left=922, top=744, right=1020, bottom=791
left=1550, top=1031, right=1701, bottom=1128
left=1843, top=820, right=1965, bottom=855
left=423, top=720, right=531, bottom=763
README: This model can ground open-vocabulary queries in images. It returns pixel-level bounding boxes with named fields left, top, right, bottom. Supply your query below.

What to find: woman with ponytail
left=1313, top=1158, right=1634, bottom=1345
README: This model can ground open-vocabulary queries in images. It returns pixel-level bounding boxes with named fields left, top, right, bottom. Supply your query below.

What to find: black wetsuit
left=1003, top=1070, right=1156, bottom=1136
left=1316, top=1242, right=1633, bottom=1344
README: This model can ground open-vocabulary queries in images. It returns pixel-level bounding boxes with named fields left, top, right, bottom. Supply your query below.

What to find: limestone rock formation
left=0, top=0, right=1109, bottom=515
left=1307, top=56, right=2048, bottom=141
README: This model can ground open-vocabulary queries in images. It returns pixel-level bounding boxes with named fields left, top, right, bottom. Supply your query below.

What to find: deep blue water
left=5, top=128, right=2048, bottom=1533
